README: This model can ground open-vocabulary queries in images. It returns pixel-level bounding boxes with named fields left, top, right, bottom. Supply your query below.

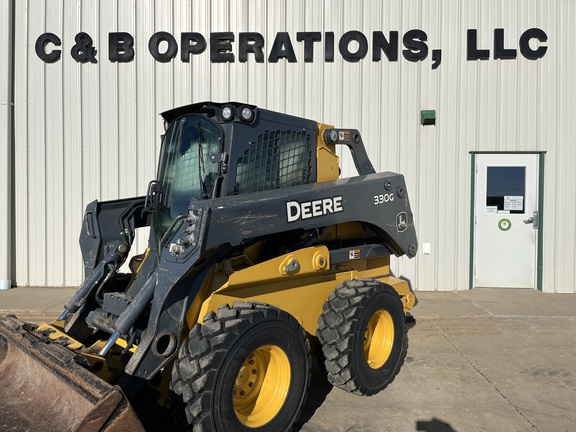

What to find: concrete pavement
left=1, top=287, right=575, bottom=431
left=299, top=289, right=576, bottom=432
left=0, top=286, right=74, bottom=323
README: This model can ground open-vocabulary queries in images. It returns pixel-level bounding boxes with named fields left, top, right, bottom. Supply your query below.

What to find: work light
left=240, top=106, right=254, bottom=122
left=222, top=106, right=234, bottom=121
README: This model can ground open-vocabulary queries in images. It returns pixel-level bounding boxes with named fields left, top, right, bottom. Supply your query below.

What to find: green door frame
left=469, top=151, right=546, bottom=291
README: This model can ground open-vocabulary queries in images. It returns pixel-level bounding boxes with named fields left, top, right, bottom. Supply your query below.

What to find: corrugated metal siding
left=0, top=0, right=14, bottom=289
left=12, top=0, right=576, bottom=292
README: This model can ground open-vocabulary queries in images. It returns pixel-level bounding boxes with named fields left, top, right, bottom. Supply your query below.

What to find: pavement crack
left=432, top=322, right=541, bottom=432
left=454, top=292, right=495, bottom=317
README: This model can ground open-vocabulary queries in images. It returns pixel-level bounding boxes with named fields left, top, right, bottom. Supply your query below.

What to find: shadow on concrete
left=296, top=314, right=417, bottom=432
left=406, top=312, right=417, bottom=330
left=294, top=363, right=334, bottom=432
left=416, top=417, right=458, bottom=432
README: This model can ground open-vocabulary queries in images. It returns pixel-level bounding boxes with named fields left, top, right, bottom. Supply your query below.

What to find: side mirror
left=144, top=180, right=163, bottom=212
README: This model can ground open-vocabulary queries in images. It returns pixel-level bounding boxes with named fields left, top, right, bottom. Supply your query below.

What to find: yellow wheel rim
left=233, top=345, right=291, bottom=428
left=364, top=309, right=394, bottom=369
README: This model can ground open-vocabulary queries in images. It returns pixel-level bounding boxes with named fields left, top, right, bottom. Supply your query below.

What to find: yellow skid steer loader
left=0, top=102, right=417, bottom=431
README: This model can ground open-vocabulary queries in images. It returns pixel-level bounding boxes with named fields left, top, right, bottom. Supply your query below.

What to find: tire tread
left=316, top=279, right=408, bottom=396
left=171, top=302, right=311, bottom=431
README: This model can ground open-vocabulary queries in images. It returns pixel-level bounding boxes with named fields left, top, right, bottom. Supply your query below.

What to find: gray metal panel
left=11, top=0, right=576, bottom=293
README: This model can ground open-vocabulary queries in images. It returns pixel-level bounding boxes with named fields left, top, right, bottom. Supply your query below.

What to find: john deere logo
left=396, top=212, right=408, bottom=233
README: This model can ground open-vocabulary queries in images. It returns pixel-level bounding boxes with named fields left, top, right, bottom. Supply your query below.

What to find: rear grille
left=234, top=129, right=313, bottom=194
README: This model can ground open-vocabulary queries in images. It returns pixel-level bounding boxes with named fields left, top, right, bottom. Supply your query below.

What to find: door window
left=486, top=167, right=526, bottom=214
left=154, top=115, right=223, bottom=243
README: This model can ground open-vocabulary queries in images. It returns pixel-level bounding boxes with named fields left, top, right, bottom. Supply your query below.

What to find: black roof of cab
left=160, top=101, right=319, bottom=132
left=160, top=101, right=257, bottom=124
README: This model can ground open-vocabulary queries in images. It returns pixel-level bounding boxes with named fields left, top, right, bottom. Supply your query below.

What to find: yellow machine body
left=189, top=245, right=415, bottom=336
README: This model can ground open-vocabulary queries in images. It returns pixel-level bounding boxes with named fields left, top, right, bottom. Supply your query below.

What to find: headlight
left=222, top=106, right=235, bottom=121
left=240, top=106, right=254, bottom=122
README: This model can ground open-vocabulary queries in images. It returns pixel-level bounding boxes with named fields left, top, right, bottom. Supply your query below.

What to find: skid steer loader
left=0, top=102, right=418, bottom=432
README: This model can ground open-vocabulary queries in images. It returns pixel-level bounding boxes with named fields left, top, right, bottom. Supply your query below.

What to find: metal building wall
left=11, top=0, right=576, bottom=292
left=0, top=0, right=14, bottom=290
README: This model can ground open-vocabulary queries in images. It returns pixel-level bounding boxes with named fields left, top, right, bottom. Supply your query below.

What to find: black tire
left=316, top=279, right=407, bottom=396
left=171, top=302, right=311, bottom=432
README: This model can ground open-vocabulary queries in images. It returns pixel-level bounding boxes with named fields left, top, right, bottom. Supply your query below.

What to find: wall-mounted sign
left=35, top=28, right=547, bottom=69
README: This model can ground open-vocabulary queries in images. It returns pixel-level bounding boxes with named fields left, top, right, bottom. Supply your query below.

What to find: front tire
left=171, top=302, right=311, bottom=431
left=316, top=279, right=407, bottom=396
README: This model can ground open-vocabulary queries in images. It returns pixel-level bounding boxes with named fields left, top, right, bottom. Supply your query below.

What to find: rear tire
left=171, top=302, right=311, bottom=431
left=316, top=279, right=407, bottom=396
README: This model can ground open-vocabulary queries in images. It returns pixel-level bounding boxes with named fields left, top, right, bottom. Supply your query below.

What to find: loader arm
left=80, top=197, right=150, bottom=274
left=63, top=197, right=151, bottom=341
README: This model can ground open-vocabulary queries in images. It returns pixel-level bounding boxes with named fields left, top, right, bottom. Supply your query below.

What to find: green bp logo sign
left=498, top=218, right=512, bottom=231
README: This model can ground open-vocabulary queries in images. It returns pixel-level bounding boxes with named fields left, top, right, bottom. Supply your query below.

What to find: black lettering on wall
left=432, top=49, right=442, bottom=69
left=339, top=31, right=368, bottom=62
left=109, top=32, right=134, bottom=62
left=520, top=28, right=548, bottom=60
left=467, top=29, right=490, bottom=60
left=372, top=31, right=399, bottom=62
left=181, top=32, right=207, bottom=62
left=402, top=30, right=428, bottom=62
left=34, top=28, right=549, bottom=66
left=268, top=32, right=297, bottom=63
left=297, top=32, right=321, bottom=62
left=71, top=32, right=97, bottom=63
left=325, top=32, right=335, bottom=62
left=210, top=32, right=235, bottom=63
left=494, top=28, right=517, bottom=59
left=149, top=32, right=178, bottom=63
left=35, top=33, right=61, bottom=63
left=239, top=32, right=265, bottom=63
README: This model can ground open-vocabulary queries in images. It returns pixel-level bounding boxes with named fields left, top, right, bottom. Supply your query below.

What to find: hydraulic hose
left=59, top=242, right=129, bottom=320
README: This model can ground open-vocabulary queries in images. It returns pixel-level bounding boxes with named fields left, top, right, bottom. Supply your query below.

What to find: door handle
left=523, top=211, right=539, bottom=229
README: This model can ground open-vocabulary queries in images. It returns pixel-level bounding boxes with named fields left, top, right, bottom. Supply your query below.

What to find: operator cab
left=154, top=102, right=319, bottom=239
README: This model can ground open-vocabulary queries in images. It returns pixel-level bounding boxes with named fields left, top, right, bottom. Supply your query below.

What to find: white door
left=473, top=153, right=540, bottom=288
